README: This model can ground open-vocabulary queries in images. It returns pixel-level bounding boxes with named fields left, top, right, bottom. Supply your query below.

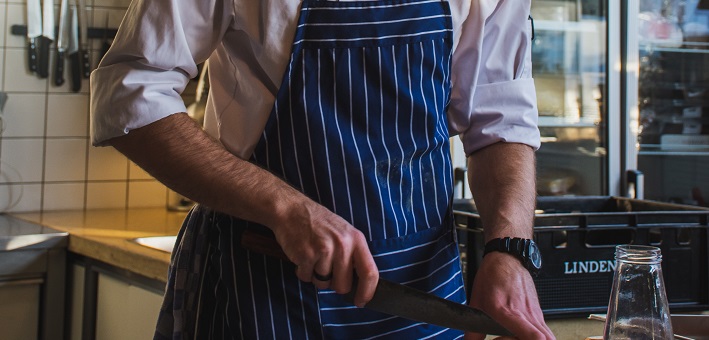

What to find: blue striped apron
left=155, top=0, right=465, bottom=339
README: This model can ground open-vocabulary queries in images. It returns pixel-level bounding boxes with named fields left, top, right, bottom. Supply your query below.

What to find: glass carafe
left=603, top=245, right=673, bottom=339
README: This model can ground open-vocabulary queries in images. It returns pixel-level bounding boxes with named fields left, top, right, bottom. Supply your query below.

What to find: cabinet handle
left=0, top=278, right=44, bottom=287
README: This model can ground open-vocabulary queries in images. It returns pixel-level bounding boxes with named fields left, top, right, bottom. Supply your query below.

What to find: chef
left=90, top=0, right=554, bottom=338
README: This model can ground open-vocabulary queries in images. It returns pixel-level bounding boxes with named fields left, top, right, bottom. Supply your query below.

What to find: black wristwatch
left=483, top=237, right=542, bottom=274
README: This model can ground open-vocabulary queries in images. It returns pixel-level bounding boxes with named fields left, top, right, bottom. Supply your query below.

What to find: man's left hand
left=464, top=252, right=555, bottom=340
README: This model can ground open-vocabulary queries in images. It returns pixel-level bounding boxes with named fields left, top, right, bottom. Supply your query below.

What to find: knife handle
left=54, top=50, right=66, bottom=87
left=81, top=49, right=91, bottom=78
left=37, top=36, right=51, bottom=78
left=241, top=229, right=290, bottom=261
left=28, top=39, right=38, bottom=73
left=69, top=52, right=82, bottom=93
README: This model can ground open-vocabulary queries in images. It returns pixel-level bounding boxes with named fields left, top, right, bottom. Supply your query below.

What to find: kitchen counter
left=0, top=214, right=68, bottom=251
left=9, top=208, right=609, bottom=337
left=11, top=208, right=187, bottom=282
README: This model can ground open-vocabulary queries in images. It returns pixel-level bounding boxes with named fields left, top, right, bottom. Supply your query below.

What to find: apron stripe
left=301, top=55, right=323, bottom=204
left=332, top=49, right=356, bottom=224
left=297, top=14, right=449, bottom=27
left=302, top=0, right=444, bottom=11
left=376, top=45, right=397, bottom=240
left=317, top=49, right=339, bottom=212
left=228, top=227, right=247, bottom=340
left=296, top=1, right=452, bottom=48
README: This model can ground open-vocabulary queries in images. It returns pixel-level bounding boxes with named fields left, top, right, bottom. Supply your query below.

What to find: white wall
left=0, top=0, right=169, bottom=212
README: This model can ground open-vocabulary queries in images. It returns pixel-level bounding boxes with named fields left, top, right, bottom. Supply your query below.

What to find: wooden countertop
left=11, top=208, right=188, bottom=282
left=10, top=208, right=607, bottom=337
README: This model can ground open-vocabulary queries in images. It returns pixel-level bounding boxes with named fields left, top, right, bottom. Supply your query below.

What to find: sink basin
left=131, top=235, right=177, bottom=253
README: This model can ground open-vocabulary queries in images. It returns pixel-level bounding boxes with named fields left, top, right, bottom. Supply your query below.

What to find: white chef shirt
left=90, top=0, right=540, bottom=159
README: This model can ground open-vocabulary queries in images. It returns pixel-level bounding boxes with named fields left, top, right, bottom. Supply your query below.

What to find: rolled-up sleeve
left=90, top=0, right=232, bottom=145
left=448, top=0, right=540, bottom=155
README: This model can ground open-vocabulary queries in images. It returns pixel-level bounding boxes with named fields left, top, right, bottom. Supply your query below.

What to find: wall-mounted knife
left=68, top=4, right=81, bottom=92
left=26, top=0, right=42, bottom=73
left=76, top=0, right=91, bottom=78
left=53, top=0, right=70, bottom=86
left=37, top=0, right=55, bottom=78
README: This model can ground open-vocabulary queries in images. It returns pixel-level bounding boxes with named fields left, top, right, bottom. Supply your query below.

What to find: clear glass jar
left=603, top=245, right=673, bottom=340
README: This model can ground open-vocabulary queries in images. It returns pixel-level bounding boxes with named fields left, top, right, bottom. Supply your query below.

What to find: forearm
left=467, top=142, right=536, bottom=241
left=107, top=112, right=307, bottom=231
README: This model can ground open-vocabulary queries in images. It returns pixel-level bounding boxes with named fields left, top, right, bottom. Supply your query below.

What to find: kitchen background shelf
left=640, top=41, right=709, bottom=54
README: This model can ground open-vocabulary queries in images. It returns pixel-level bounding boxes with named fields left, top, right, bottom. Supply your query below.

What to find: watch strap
left=484, top=237, right=527, bottom=257
left=483, top=237, right=539, bottom=273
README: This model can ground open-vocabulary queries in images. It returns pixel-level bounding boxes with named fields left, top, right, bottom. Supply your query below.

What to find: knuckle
left=360, top=269, right=378, bottom=281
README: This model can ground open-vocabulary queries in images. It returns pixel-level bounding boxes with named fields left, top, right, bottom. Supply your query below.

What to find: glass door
left=533, top=0, right=611, bottom=196
left=626, top=0, right=709, bottom=206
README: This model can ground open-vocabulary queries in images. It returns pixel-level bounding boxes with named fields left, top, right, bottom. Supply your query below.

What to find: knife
left=26, top=0, right=42, bottom=73
left=76, top=0, right=91, bottom=78
left=37, top=0, right=55, bottom=78
left=53, top=0, right=70, bottom=86
left=68, top=4, right=81, bottom=92
left=240, top=229, right=514, bottom=336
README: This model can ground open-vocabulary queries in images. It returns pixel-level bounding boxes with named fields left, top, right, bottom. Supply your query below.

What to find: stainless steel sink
left=131, top=235, right=177, bottom=253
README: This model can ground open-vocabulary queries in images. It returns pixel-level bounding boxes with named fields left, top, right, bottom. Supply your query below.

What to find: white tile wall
left=1, top=138, right=44, bottom=183
left=87, top=145, right=127, bottom=180
left=43, top=182, right=86, bottom=210
left=0, top=2, right=6, bottom=49
left=0, top=183, right=42, bottom=213
left=4, top=4, right=25, bottom=49
left=46, top=94, right=89, bottom=137
left=0, top=0, right=170, bottom=212
left=128, top=180, right=167, bottom=208
left=44, top=138, right=87, bottom=181
left=1, top=93, right=46, bottom=137
left=128, top=161, right=152, bottom=180
left=0, top=48, right=5, bottom=91
left=86, top=181, right=126, bottom=209
left=4, top=48, right=48, bottom=92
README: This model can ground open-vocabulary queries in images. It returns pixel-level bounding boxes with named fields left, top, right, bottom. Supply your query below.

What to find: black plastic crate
left=453, top=196, right=709, bottom=318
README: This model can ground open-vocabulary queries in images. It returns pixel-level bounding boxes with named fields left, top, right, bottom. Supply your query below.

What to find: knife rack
left=10, top=24, right=117, bottom=40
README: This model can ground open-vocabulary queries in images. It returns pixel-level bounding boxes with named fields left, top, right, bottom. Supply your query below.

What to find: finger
left=351, top=239, right=378, bottom=307
left=312, top=250, right=334, bottom=290
left=329, top=242, right=353, bottom=295
left=313, top=271, right=333, bottom=282
left=490, top=311, right=547, bottom=340
left=295, top=262, right=315, bottom=283
left=521, top=293, right=555, bottom=338
left=530, top=309, right=555, bottom=339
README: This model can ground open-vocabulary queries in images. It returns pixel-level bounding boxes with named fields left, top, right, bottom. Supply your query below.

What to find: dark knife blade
left=76, top=0, right=91, bottom=78
left=37, top=0, right=55, bottom=78
left=240, top=229, right=514, bottom=336
left=26, top=0, right=42, bottom=73
left=351, top=277, right=514, bottom=336
left=54, top=0, right=70, bottom=86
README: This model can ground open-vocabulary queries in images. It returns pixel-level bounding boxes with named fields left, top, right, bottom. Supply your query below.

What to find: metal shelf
left=639, top=144, right=709, bottom=156
left=639, top=41, right=709, bottom=54
left=539, top=116, right=600, bottom=128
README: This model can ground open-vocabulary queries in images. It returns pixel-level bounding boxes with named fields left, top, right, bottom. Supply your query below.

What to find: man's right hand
left=272, top=199, right=379, bottom=308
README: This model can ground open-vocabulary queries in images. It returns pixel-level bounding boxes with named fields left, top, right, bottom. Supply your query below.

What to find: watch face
left=527, top=242, right=542, bottom=270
